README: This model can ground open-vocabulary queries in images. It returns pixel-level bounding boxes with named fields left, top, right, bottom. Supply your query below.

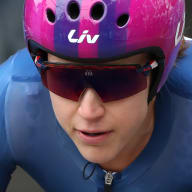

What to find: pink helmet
left=24, top=0, right=185, bottom=101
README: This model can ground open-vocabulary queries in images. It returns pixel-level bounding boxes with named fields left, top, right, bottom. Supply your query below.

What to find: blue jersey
left=1, top=40, right=192, bottom=192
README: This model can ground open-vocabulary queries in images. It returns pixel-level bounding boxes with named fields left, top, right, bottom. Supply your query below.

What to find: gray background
left=0, top=0, right=192, bottom=192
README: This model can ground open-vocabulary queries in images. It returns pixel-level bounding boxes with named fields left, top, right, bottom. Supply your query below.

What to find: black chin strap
left=148, top=59, right=164, bottom=103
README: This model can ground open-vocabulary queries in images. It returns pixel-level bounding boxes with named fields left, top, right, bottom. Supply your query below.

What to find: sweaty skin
left=48, top=53, right=156, bottom=172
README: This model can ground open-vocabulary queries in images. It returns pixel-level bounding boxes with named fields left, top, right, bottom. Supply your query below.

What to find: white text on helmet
left=68, top=30, right=100, bottom=44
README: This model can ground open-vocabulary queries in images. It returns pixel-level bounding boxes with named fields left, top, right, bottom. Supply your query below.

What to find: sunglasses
left=35, top=56, right=158, bottom=102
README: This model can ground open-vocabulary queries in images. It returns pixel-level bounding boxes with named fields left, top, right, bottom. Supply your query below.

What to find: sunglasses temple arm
left=137, top=61, right=158, bottom=76
left=35, top=56, right=49, bottom=72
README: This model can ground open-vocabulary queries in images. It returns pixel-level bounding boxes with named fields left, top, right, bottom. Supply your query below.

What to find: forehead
left=48, top=53, right=149, bottom=65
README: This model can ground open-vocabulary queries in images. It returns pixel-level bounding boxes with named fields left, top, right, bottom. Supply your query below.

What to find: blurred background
left=0, top=0, right=192, bottom=191
left=0, top=0, right=25, bottom=64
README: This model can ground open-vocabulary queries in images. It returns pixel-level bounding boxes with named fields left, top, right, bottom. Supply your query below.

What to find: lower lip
left=76, top=130, right=112, bottom=145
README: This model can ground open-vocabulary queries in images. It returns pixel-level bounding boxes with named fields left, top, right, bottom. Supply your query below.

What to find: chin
left=77, top=145, right=114, bottom=165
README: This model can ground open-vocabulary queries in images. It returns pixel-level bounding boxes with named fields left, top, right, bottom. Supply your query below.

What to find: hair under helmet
left=24, top=0, right=185, bottom=102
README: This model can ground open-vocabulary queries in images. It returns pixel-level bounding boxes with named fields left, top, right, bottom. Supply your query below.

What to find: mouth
left=76, top=129, right=113, bottom=144
left=80, top=131, right=109, bottom=136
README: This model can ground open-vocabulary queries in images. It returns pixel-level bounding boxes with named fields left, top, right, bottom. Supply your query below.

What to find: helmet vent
left=117, top=14, right=129, bottom=27
left=91, top=2, right=105, bottom=21
left=67, top=1, right=80, bottom=20
left=46, top=9, right=56, bottom=23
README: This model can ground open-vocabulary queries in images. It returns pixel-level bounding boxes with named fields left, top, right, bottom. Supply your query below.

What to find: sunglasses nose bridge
left=78, top=79, right=103, bottom=103
left=79, top=72, right=109, bottom=103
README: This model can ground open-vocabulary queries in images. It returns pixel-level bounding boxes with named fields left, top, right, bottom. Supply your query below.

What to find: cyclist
left=1, top=0, right=191, bottom=191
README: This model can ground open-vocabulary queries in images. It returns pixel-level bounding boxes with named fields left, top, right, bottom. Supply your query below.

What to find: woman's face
left=48, top=53, right=155, bottom=171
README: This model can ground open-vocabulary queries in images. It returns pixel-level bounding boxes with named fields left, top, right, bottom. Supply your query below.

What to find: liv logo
left=68, top=30, right=100, bottom=44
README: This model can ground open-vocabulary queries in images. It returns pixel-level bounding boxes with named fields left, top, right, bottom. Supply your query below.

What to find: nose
left=77, top=88, right=105, bottom=121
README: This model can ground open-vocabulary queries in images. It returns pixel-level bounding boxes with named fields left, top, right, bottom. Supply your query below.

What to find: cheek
left=49, top=91, right=77, bottom=128
left=107, top=88, right=149, bottom=134
left=124, top=91, right=148, bottom=129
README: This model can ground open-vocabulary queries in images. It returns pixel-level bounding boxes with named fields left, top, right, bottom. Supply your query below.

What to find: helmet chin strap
left=147, top=58, right=165, bottom=104
left=148, top=81, right=158, bottom=104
